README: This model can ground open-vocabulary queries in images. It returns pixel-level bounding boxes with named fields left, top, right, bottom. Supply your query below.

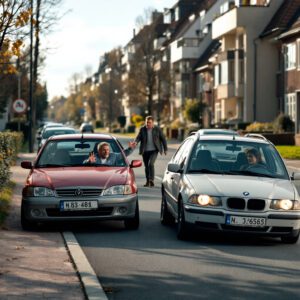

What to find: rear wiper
left=188, top=169, right=223, bottom=174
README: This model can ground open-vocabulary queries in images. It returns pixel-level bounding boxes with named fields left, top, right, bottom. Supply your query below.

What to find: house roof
left=260, top=0, right=300, bottom=38
left=193, top=40, right=221, bottom=72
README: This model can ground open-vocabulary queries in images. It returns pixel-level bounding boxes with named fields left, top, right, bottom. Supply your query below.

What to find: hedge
left=0, top=131, right=23, bottom=190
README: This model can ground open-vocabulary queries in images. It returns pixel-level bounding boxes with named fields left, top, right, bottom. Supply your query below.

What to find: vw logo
left=75, top=189, right=83, bottom=196
left=243, top=191, right=250, bottom=196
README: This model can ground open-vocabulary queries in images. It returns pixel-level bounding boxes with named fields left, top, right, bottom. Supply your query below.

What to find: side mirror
left=130, top=160, right=142, bottom=168
left=21, top=161, right=33, bottom=169
left=291, top=172, right=300, bottom=181
left=167, top=163, right=182, bottom=173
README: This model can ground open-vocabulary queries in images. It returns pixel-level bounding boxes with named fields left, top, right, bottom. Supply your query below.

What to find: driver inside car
left=244, top=148, right=264, bottom=168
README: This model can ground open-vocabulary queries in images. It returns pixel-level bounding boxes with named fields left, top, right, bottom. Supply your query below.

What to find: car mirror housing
left=291, top=172, right=300, bottom=181
left=21, top=161, right=32, bottom=169
left=167, top=163, right=182, bottom=173
left=130, top=160, right=142, bottom=168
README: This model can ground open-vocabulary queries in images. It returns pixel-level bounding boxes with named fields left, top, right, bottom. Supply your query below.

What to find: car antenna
left=232, top=134, right=235, bottom=141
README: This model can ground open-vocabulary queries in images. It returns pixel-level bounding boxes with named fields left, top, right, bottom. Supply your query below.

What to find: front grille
left=56, top=188, right=102, bottom=197
left=247, top=199, right=265, bottom=210
left=270, top=227, right=293, bottom=233
left=221, top=224, right=268, bottom=232
left=227, top=198, right=245, bottom=210
left=46, top=207, right=113, bottom=217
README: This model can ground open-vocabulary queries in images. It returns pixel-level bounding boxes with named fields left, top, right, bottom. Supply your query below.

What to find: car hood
left=186, top=174, right=296, bottom=199
left=29, top=167, right=129, bottom=189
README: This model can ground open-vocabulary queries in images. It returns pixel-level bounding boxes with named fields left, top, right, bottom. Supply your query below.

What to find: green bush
left=245, top=122, right=273, bottom=132
left=95, top=120, right=103, bottom=128
left=0, top=132, right=23, bottom=190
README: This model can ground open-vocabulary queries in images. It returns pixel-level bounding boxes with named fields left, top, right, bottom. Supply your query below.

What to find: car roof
left=47, top=133, right=115, bottom=141
left=43, top=126, right=76, bottom=132
left=197, top=129, right=239, bottom=135
left=195, top=134, right=270, bottom=145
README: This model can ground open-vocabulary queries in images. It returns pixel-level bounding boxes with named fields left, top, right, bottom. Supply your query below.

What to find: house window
left=285, top=93, right=296, bottom=121
left=214, top=65, right=220, bottom=87
left=221, top=61, right=228, bottom=84
left=215, top=102, right=222, bottom=123
left=297, top=39, right=300, bottom=69
left=285, top=43, right=296, bottom=70
left=197, top=74, right=205, bottom=93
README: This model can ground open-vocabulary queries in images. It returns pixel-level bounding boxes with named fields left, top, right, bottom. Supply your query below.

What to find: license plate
left=60, top=200, right=98, bottom=211
left=226, top=215, right=266, bottom=227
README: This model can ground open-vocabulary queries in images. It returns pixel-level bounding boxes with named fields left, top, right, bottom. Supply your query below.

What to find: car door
left=164, top=138, right=194, bottom=215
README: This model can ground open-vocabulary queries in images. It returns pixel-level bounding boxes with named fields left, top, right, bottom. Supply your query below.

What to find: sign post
left=12, top=99, right=27, bottom=131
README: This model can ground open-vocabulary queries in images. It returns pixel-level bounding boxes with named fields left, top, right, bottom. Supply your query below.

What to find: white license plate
left=226, top=215, right=266, bottom=227
left=60, top=200, right=98, bottom=211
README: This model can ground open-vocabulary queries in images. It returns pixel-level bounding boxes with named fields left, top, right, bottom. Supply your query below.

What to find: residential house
left=211, top=0, right=284, bottom=126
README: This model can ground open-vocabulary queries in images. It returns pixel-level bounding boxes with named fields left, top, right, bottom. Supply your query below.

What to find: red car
left=21, top=134, right=142, bottom=230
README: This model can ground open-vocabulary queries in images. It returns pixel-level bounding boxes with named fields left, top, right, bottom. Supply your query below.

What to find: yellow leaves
left=15, top=9, right=31, bottom=27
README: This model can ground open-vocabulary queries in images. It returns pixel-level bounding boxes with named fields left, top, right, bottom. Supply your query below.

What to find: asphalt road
left=73, top=138, right=300, bottom=300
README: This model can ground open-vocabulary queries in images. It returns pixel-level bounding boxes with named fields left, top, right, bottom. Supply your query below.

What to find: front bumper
left=22, top=194, right=138, bottom=222
left=184, top=204, right=300, bottom=236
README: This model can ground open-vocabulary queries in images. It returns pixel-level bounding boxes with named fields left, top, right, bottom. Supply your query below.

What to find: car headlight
left=270, top=199, right=300, bottom=210
left=23, top=186, right=55, bottom=197
left=188, top=194, right=222, bottom=207
left=102, top=185, right=133, bottom=196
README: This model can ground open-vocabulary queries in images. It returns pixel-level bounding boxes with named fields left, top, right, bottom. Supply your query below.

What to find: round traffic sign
left=13, top=99, right=27, bottom=114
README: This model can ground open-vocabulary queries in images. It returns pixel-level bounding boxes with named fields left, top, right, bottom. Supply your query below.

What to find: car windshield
left=36, top=139, right=126, bottom=167
left=187, top=140, right=289, bottom=180
left=42, top=129, right=75, bottom=139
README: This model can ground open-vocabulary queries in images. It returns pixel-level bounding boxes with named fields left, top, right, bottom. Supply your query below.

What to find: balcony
left=212, top=5, right=268, bottom=39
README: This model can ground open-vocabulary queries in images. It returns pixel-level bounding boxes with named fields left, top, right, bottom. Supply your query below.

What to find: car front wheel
left=160, top=190, right=174, bottom=225
left=281, top=229, right=300, bottom=244
left=177, top=200, right=189, bottom=240
left=21, top=204, right=36, bottom=231
left=124, top=202, right=140, bottom=230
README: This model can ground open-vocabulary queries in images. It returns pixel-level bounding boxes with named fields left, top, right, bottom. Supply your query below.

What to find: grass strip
left=276, top=146, right=300, bottom=160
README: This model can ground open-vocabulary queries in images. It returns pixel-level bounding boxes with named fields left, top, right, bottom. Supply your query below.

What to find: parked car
left=38, top=126, right=77, bottom=152
left=21, top=134, right=142, bottom=230
left=37, top=122, right=64, bottom=143
left=80, top=122, right=94, bottom=133
left=161, top=132, right=300, bottom=243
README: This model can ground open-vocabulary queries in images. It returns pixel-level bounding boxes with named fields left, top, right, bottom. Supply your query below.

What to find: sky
left=42, top=0, right=176, bottom=101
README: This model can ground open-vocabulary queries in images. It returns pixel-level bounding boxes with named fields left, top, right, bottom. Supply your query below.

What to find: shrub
left=170, top=118, right=185, bottom=129
left=95, top=120, right=103, bottom=128
left=273, top=113, right=294, bottom=133
left=245, top=122, right=273, bottom=132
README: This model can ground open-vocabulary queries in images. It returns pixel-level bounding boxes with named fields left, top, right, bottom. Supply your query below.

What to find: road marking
left=63, top=232, right=108, bottom=300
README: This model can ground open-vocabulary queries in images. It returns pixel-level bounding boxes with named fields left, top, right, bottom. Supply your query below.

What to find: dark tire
left=160, top=189, right=174, bottom=225
left=281, top=229, right=300, bottom=244
left=124, top=202, right=139, bottom=230
left=177, top=200, right=189, bottom=240
left=21, top=205, right=36, bottom=231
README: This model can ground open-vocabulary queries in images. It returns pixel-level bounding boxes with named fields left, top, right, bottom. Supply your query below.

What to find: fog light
left=31, top=208, right=42, bottom=217
left=118, top=207, right=127, bottom=215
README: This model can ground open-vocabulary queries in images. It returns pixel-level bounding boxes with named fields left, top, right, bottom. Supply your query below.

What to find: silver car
left=161, top=133, right=300, bottom=243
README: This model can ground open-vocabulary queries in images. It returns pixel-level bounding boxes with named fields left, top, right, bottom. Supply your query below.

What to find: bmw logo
left=243, top=191, right=250, bottom=196
left=75, top=189, right=82, bottom=196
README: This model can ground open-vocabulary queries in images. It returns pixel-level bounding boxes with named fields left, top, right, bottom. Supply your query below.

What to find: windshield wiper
left=188, top=169, right=224, bottom=174
left=37, top=164, right=71, bottom=168
left=226, top=169, right=277, bottom=178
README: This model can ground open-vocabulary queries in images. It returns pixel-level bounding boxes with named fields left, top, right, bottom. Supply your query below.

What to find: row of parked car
left=36, top=122, right=94, bottom=151
left=23, top=127, right=300, bottom=244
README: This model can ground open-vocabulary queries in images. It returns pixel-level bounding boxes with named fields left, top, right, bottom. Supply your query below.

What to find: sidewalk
left=0, top=153, right=85, bottom=300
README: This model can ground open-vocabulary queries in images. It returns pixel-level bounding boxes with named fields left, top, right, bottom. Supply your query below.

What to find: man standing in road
left=134, top=116, right=168, bottom=187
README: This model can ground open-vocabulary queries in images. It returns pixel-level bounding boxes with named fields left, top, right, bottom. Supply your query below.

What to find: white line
left=63, top=232, right=108, bottom=300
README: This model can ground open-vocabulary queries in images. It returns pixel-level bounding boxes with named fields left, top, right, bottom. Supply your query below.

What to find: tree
left=125, top=9, right=165, bottom=115
left=184, top=98, right=205, bottom=124
left=0, top=0, right=31, bottom=74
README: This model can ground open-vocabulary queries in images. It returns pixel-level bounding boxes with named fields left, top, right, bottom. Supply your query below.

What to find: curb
left=63, top=232, right=108, bottom=300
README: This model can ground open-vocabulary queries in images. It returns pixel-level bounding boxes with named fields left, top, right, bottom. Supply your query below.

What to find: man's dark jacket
left=135, top=125, right=168, bottom=155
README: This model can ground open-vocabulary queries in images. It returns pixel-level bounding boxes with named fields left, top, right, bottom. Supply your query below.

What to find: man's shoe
left=149, top=180, right=154, bottom=187
left=144, top=181, right=150, bottom=187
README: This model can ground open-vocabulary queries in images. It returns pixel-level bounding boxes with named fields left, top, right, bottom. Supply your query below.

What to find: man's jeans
left=142, top=150, right=158, bottom=181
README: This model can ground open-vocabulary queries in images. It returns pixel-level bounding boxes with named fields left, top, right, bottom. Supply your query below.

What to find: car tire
left=281, top=229, right=300, bottom=244
left=124, top=202, right=139, bottom=230
left=177, top=200, right=189, bottom=240
left=160, top=189, right=174, bottom=225
left=21, top=205, right=36, bottom=231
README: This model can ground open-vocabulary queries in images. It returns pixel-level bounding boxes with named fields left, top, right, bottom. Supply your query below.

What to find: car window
left=172, top=138, right=194, bottom=166
left=187, top=140, right=289, bottom=179
left=37, top=139, right=126, bottom=167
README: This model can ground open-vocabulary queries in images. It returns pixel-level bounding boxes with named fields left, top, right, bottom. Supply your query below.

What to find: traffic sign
left=13, top=99, right=27, bottom=114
